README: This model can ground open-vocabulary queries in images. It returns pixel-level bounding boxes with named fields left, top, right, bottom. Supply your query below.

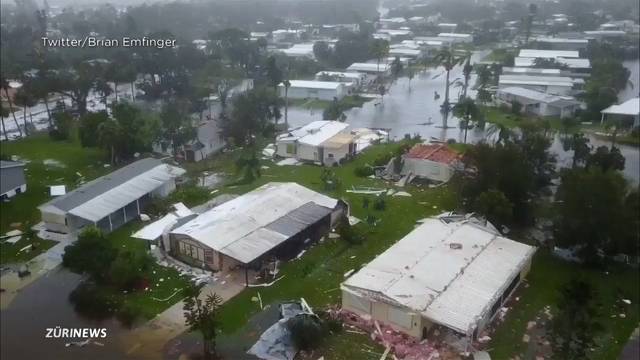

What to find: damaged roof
left=342, top=216, right=536, bottom=334
left=405, top=144, right=460, bottom=164
left=171, top=182, right=339, bottom=264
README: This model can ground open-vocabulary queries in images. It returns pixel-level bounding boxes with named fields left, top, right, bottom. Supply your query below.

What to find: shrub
left=109, top=250, right=154, bottom=290
left=336, top=217, right=362, bottom=245
left=63, top=227, right=116, bottom=282
left=68, top=282, right=121, bottom=321
left=373, top=196, right=386, bottom=211
left=354, top=165, right=374, bottom=177
left=373, top=153, right=393, bottom=167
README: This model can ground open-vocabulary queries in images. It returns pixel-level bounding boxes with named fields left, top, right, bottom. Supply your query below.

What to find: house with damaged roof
left=341, top=214, right=536, bottom=340
left=168, top=182, right=348, bottom=274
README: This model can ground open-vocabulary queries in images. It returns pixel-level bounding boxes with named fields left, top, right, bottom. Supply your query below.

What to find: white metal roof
left=277, top=120, right=350, bottom=146
left=377, top=29, right=412, bottom=36
left=279, top=80, right=344, bottom=90
left=347, top=62, right=391, bottom=73
left=389, top=48, right=422, bottom=57
left=315, top=71, right=364, bottom=81
left=498, top=87, right=580, bottom=106
left=342, top=217, right=536, bottom=334
left=601, top=97, right=640, bottom=115
left=66, top=164, right=185, bottom=222
left=518, top=49, right=580, bottom=58
left=502, top=67, right=563, bottom=75
left=532, top=37, right=588, bottom=44
left=514, top=57, right=591, bottom=69
left=437, top=32, right=472, bottom=38
left=499, top=74, right=575, bottom=87
left=132, top=213, right=179, bottom=241
left=171, top=182, right=339, bottom=264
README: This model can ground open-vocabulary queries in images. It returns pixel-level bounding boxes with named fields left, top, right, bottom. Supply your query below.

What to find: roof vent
left=449, top=243, right=463, bottom=250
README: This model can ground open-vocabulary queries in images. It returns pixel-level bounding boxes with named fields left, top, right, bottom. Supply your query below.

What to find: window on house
left=286, top=144, right=296, bottom=154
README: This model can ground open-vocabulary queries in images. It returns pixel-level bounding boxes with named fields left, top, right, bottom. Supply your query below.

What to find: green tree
left=62, top=227, right=117, bottom=282
left=474, top=189, right=513, bottom=228
left=390, top=56, right=403, bottom=81
left=554, top=167, right=636, bottom=263
left=453, top=97, right=479, bottom=143
left=264, top=56, right=283, bottom=89
left=13, top=82, right=37, bottom=135
left=97, top=119, right=122, bottom=164
left=49, top=111, right=73, bottom=141
left=461, top=53, right=473, bottom=98
left=109, top=250, right=154, bottom=290
left=586, top=146, right=625, bottom=172
left=561, top=133, right=591, bottom=168
left=79, top=111, right=109, bottom=147
left=183, top=283, right=223, bottom=360
left=549, top=279, right=603, bottom=360
left=288, top=314, right=326, bottom=351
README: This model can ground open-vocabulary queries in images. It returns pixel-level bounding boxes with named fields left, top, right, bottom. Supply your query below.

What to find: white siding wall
left=275, top=140, right=297, bottom=158
left=281, top=86, right=344, bottom=101
left=323, top=144, right=350, bottom=165
left=297, top=143, right=320, bottom=162
left=402, top=158, right=454, bottom=182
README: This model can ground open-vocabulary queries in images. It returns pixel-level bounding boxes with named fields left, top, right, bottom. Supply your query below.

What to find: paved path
left=620, top=327, right=640, bottom=360
left=118, top=268, right=251, bottom=359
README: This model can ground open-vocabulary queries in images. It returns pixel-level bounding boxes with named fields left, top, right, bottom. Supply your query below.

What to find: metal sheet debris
left=49, top=185, right=66, bottom=196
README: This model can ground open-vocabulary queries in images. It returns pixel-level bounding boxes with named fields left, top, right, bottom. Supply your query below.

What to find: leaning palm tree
left=0, top=75, right=22, bottom=137
left=434, top=47, right=466, bottom=128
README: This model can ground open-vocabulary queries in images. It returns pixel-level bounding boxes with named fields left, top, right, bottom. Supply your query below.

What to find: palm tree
left=370, top=39, right=390, bottom=74
left=97, top=119, right=122, bottom=164
left=434, top=47, right=465, bottom=128
left=407, top=67, right=415, bottom=90
left=453, top=97, right=479, bottom=144
left=282, top=79, right=290, bottom=129
left=524, top=3, right=538, bottom=46
left=0, top=101, right=9, bottom=140
left=1, top=76, right=22, bottom=137
left=461, top=53, right=473, bottom=99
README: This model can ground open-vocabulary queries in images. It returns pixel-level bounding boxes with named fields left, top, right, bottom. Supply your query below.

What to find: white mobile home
left=601, top=97, right=640, bottom=127
left=170, top=182, right=347, bottom=272
left=276, top=120, right=355, bottom=165
left=315, top=71, right=366, bottom=87
left=342, top=214, right=536, bottom=339
left=400, top=144, right=461, bottom=183
left=437, top=33, right=473, bottom=43
left=496, top=87, right=582, bottom=118
left=531, top=37, right=589, bottom=50
left=498, top=75, right=576, bottom=95
left=346, top=62, right=392, bottom=76
left=38, top=158, right=185, bottom=234
left=279, top=80, right=347, bottom=101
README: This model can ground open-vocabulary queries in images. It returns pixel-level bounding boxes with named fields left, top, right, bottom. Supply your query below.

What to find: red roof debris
left=405, top=144, right=460, bottom=164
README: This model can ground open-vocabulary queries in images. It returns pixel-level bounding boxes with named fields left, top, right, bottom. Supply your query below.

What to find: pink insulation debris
left=333, top=309, right=447, bottom=360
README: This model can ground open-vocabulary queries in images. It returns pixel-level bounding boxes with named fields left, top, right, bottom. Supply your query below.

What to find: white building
left=38, top=158, right=185, bottom=234
left=346, top=62, right=392, bottom=76
left=437, top=23, right=457, bottom=32
left=280, top=43, right=315, bottom=59
left=276, top=121, right=355, bottom=165
left=342, top=214, right=536, bottom=339
left=170, top=182, right=347, bottom=271
left=583, top=30, right=627, bottom=40
left=272, top=29, right=304, bottom=43
left=518, top=49, right=580, bottom=58
left=531, top=37, right=589, bottom=50
left=400, top=144, right=461, bottom=183
left=437, top=33, right=473, bottom=43
left=0, top=160, right=26, bottom=200
left=315, top=71, right=366, bottom=87
left=376, top=29, right=414, bottom=40
left=601, top=97, right=640, bottom=127
left=514, top=57, right=591, bottom=72
left=389, top=48, right=423, bottom=59
left=183, top=120, right=225, bottom=162
left=278, top=80, right=348, bottom=101
left=502, top=67, right=566, bottom=77
left=498, top=74, right=577, bottom=95
left=496, top=87, right=582, bottom=118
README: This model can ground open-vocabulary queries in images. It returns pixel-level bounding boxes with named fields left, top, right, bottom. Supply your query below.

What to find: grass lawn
left=86, top=222, right=190, bottom=321
left=188, top=141, right=459, bottom=337
left=0, top=132, right=109, bottom=263
left=0, top=235, right=56, bottom=264
left=490, top=250, right=640, bottom=360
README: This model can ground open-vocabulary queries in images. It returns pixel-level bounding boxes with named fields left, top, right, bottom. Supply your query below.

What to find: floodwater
left=0, top=268, right=133, bottom=360
left=288, top=51, right=640, bottom=184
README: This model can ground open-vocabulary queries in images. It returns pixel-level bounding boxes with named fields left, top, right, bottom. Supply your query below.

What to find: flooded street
left=0, top=268, right=133, bottom=360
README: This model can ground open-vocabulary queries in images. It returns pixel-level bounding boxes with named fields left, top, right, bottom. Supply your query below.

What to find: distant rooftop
left=518, top=49, right=579, bottom=58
